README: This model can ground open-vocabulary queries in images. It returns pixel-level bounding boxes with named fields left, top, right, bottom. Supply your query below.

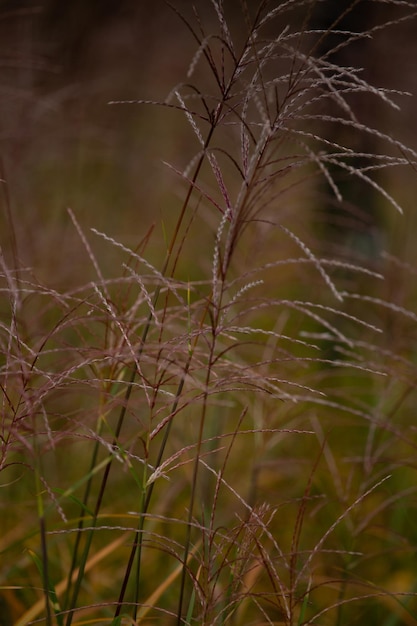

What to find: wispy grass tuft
left=2, top=1, right=417, bottom=625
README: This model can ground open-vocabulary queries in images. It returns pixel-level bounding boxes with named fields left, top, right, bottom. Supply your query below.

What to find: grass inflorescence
left=1, top=1, right=417, bottom=625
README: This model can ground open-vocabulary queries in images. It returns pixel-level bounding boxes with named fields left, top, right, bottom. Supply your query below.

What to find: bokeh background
left=1, top=0, right=416, bottom=281
left=2, top=2, right=417, bottom=624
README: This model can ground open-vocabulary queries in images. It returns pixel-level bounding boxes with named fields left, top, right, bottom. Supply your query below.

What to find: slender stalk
left=176, top=269, right=227, bottom=624
left=33, top=421, right=52, bottom=626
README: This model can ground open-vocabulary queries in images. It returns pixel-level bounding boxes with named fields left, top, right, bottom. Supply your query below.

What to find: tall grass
left=2, top=1, right=417, bottom=624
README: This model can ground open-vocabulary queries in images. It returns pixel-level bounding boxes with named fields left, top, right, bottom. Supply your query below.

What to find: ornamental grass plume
left=1, top=1, right=417, bottom=625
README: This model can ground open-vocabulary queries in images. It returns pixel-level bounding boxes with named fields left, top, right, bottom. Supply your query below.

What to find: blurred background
left=0, top=0, right=416, bottom=284
left=1, top=3, right=417, bottom=623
